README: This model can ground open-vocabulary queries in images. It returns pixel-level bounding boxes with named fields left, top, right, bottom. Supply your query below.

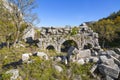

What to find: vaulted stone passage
left=46, top=45, right=55, bottom=50
left=61, top=40, right=78, bottom=52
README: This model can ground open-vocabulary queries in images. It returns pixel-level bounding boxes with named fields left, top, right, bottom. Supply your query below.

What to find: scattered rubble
left=6, top=69, right=20, bottom=80
left=90, top=50, right=120, bottom=80
left=76, top=58, right=85, bottom=65
left=53, top=65, right=63, bottom=73
left=22, top=53, right=30, bottom=63
left=35, top=52, right=49, bottom=60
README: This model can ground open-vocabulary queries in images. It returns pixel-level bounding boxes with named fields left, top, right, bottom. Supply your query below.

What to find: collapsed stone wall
left=37, top=23, right=100, bottom=52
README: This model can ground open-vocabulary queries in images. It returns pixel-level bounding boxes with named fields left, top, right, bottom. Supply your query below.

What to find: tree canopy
left=88, top=10, right=120, bottom=48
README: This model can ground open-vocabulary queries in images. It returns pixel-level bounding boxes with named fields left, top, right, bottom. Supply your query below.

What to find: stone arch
left=60, top=39, right=79, bottom=52
left=46, top=45, right=55, bottom=50
left=45, top=44, right=57, bottom=51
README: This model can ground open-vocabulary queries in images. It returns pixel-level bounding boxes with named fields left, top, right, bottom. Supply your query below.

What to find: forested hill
left=88, top=10, right=120, bottom=48
left=102, top=10, right=120, bottom=20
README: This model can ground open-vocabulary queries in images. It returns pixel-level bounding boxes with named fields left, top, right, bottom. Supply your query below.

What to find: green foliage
left=70, top=27, right=79, bottom=35
left=1, top=73, right=12, bottom=80
left=89, top=10, right=120, bottom=48
left=0, top=46, right=95, bottom=80
left=105, top=10, right=120, bottom=20
left=71, top=63, right=94, bottom=80
left=0, top=1, right=16, bottom=44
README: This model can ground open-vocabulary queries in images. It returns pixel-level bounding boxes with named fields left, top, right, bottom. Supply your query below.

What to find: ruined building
left=36, top=23, right=100, bottom=52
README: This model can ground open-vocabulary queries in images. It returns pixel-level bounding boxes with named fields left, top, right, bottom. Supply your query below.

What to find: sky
left=35, top=0, right=120, bottom=27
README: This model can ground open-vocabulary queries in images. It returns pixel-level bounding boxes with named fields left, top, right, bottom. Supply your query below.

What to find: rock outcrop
left=90, top=50, right=120, bottom=80
left=22, top=25, right=35, bottom=43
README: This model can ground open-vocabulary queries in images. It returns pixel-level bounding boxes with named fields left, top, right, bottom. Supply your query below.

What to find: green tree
left=0, top=0, right=16, bottom=48
left=90, top=19, right=117, bottom=48
left=7, top=0, right=38, bottom=47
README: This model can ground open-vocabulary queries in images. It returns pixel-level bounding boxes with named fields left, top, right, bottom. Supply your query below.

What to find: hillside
left=88, top=10, right=120, bottom=48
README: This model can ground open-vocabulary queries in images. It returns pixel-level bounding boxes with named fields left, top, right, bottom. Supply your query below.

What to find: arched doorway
left=61, top=40, right=78, bottom=53
left=46, top=45, right=55, bottom=50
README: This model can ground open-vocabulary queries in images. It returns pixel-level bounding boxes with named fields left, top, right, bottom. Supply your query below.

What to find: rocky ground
left=0, top=42, right=120, bottom=80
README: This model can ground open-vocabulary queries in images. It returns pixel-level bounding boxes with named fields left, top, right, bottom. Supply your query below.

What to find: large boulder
left=105, top=76, right=114, bottom=80
left=36, top=52, right=48, bottom=60
left=98, top=64, right=119, bottom=79
left=99, top=55, right=115, bottom=66
left=77, top=49, right=91, bottom=58
left=67, top=46, right=79, bottom=62
left=67, top=46, right=79, bottom=55
left=6, top=69, right=19, bottom=80
left=22, top=26, right=35, bottom=43
left=53, top=65, right=63, bottom=73
left=106, top=50, right=119, bottom=59
left=22, top=53, right=31, bottom=63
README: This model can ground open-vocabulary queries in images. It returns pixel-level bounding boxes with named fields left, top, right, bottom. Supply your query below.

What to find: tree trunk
left=102, top=40, right=105, bottom=48
left=13, top=24, right=20, bottom=47
left=13, top=30, right=20, bottom=47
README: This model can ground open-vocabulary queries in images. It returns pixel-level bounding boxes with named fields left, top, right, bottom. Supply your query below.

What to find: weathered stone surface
left=67, top=46, right=79, bottom=55
left=37, top=23, right=100, bottom=52
left=54, top=56, right=62, bottom=62
left=114, top=48, right=120, bottom=55
left=109, top=55, right=120, bottom=66
left=61, top=56, right=68, bottom=64
left=91, top=51, right=98, bottom=56
left=76, top=58, right=85, bottom=65
left=85, top=58, right=90, bottom=63
left=106, top=50, right=119, bottom=59
left=67, top=46, right=79, bottom=62
left=78, top=49, right=91, bottom=58
left=91, top=57, right=99, bottom=63
left=69, top=55, right=76, bottom=62
left=54, top=65, right=63, bottom=72
left=99, top=55, right=115, bottom=66
left=99, top=51, right=107, bottom=55
left=6, top=69, right=19, bottom=80
left=99, top=64, right=119, bottom=79
left=105, top=75, right=114, bottom=80
left=22, top=53, right=30, bottom=63
left=36, top=52, right=48, bottom=60
left=90, top=64, right=98, bottom=77
left=22, top=26, right=35, bottom=43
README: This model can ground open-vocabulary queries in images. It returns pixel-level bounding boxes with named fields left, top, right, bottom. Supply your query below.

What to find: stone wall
left=36, top=23, right=100, bottom=52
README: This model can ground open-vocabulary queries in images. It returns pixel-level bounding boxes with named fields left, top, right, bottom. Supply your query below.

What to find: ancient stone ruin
left=36, top=23, right=100, bottom=52
left=5, top=23, right=120, bottom=80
